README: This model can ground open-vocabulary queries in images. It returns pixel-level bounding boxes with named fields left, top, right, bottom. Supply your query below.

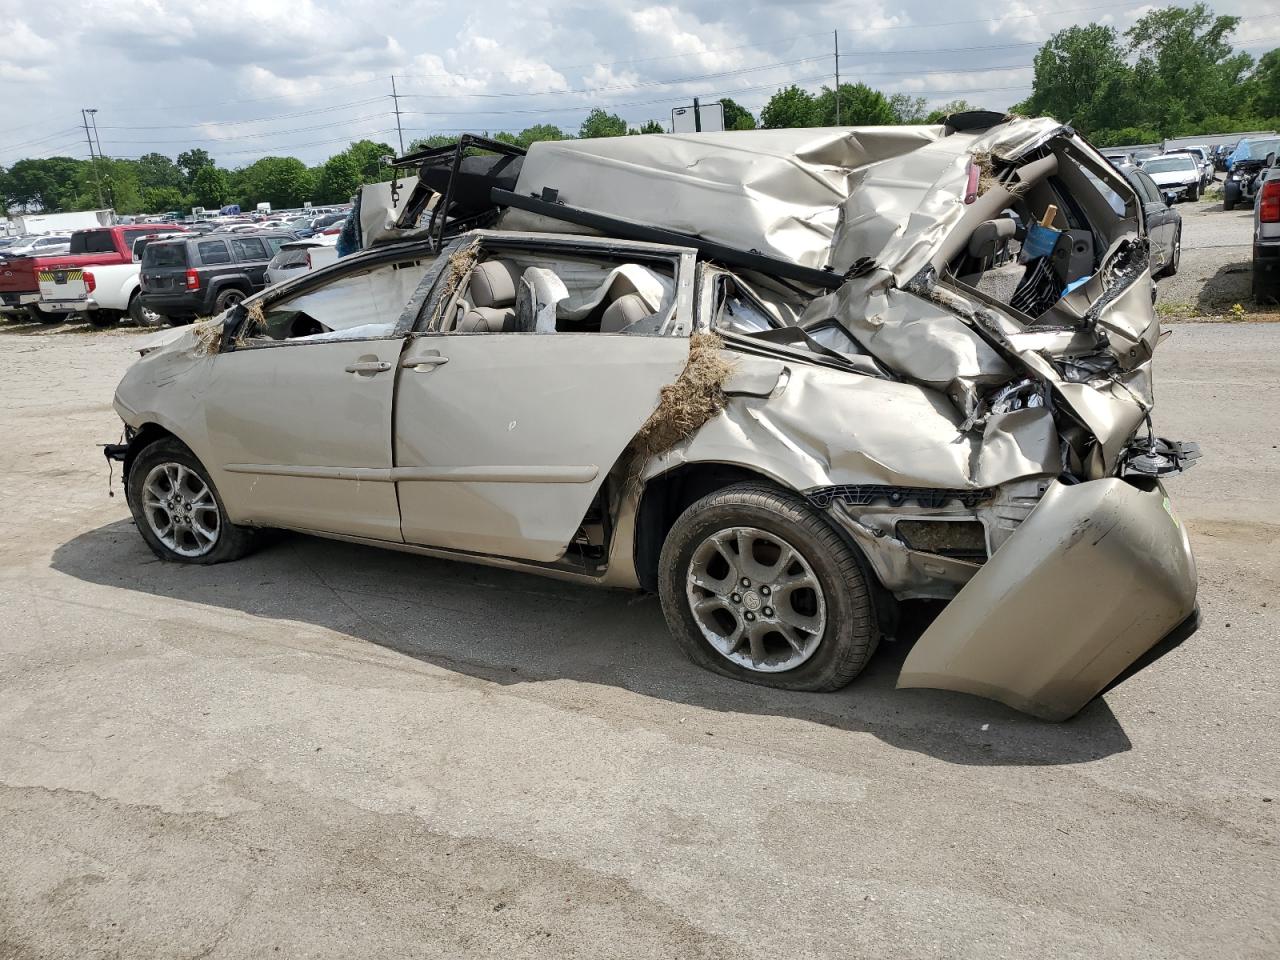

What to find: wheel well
left=123, top=423, right=181, bottom=481
left=213, top=277, right=252, bottom=296
left=631, top=461, right=900, bottom=639
left=632, top=463, right=786, bottom=593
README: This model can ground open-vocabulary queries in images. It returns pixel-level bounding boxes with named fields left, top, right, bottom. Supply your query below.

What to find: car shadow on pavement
left=52, top=521, right=1133, bottom=767
left=1195, top=260, right=1254, bottom=314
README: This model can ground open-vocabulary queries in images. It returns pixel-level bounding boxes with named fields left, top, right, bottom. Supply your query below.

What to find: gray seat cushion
left=468, top=260, right=520, bottom=308
left=599, top=293, right=650, bottom=333
left=458, top=307, right=518, bottom=332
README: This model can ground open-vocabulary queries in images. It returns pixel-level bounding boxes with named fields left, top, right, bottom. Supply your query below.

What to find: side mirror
left=1163, top=190, right=1178, bottom=205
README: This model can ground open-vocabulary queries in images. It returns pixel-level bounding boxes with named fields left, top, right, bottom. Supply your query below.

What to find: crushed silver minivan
left=105, top=113, right=1200, bottom=721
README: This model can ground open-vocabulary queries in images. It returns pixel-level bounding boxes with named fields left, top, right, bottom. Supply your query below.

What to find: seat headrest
left=600, top=293, right=650, bottom=333
left=468, top=260, right=519, bottom=308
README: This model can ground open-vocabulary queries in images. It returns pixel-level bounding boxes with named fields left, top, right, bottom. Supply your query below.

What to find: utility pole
left=80, top=108, right=105, bottom=208
left=834, top=30, right=841, bottom=126
left=390, top=76, right=405, bottom=155
left=88, top=109, right=104, bottom=159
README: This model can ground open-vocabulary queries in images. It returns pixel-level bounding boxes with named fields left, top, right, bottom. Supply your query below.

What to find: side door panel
left=394, top=333, right=689, bottom=561
left=202, top=338, right=405, bottom=541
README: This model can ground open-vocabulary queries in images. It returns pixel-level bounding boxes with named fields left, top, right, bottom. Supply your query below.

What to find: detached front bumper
left=898, top=478, right=1198, bottom=720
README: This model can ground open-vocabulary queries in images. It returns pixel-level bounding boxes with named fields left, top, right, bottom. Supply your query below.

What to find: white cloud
left=0, top=0, right=1264, bottom=166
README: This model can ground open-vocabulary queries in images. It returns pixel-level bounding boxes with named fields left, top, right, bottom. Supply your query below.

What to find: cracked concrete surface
left=0, top=320, right=1277, bottom=959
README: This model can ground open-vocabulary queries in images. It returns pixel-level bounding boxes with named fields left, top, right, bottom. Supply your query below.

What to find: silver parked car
left=105, top=115, right=1199, bottom=721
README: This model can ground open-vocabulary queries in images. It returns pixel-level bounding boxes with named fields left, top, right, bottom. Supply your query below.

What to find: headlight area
left=807, top=479, right=1050, bottom=602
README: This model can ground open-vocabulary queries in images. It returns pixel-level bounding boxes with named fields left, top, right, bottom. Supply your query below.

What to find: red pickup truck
left=0, top=224, right=186, bottom=322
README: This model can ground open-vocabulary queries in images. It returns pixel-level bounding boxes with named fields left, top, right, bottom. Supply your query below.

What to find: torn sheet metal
left=503, top=126, right=946, bottom=272
left=897, top=478, right=1197, bottom=720
left=502, top=118, right=1062, bottom=283
left=653, top=350, right=1060, bottom=496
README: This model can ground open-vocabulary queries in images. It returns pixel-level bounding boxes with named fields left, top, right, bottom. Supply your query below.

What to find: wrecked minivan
left=105, top=114, right=1199, bottom=721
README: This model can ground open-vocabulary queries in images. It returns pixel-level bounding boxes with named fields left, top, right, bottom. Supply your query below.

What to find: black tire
left=1158, top=227, right=1181, bottom=278
left=126, top=438, right=255, bottom=565
left=213, top=288, right=246, bottom=313
left=1187, top=182, right=1199, bottom=202
left=1224, top=181, right=1239, bottom=211
left=1254, top=268, right=1280, bottom=306
left=128, top=292, right=162, bottom=327
left=86, top=310, right=117, bottom=328
left=658, top=482, right=878, bottom=692
left=27, top=304, right=59, bottom=324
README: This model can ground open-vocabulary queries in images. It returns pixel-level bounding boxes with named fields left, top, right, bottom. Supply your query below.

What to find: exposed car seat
left=458, top=259, right=520, bottom=332
left=599, top=293, right=651, bottom=332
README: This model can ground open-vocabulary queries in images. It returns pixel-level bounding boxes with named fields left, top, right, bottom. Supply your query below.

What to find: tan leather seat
left=458, top=307, right=518, bottom=332
left=460, top=260, right=520, bottom=332
left=599, top=293, right=650, bottom=333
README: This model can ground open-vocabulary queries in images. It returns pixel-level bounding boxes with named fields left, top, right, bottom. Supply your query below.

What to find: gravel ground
left=0, top=316, right=1277, bottom=959
left=1155, top=189, right=1264, bottom=317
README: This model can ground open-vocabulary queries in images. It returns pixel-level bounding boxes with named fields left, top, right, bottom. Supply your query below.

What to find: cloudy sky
left=0, top=0, right=1272, bottom=169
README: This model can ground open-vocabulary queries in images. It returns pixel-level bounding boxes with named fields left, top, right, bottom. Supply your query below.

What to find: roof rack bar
left=490, top=188, right=845, bottom=290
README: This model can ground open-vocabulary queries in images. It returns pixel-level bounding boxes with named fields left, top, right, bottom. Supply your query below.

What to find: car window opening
left=241, top=258, right=433, bottom=343
left=444, top=250, right=678, bottom=335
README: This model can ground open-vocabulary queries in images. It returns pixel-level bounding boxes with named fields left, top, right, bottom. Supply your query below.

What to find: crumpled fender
left=897, top=477, right=1197, bottom=720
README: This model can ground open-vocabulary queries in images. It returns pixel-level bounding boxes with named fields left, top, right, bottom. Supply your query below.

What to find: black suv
left=139, top=232, right=297, bottom=324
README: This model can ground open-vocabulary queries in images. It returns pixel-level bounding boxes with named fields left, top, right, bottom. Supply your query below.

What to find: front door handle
left=402, top=356, right=449, bottom=369
left=345, top=360, right=392, bottom=373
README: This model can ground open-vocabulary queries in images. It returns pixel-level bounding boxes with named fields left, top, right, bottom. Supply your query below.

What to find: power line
left=399, top=55, right=834, bottom=100
left=105, top=78, right=388, bottom=113
left=0, top=126, right=83, bottom=154
left=96, top=97, right=389, bottom=131
left=98, top=113, right=393, bottom=145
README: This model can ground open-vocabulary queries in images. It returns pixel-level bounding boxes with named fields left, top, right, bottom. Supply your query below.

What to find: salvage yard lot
left=1, top=213, right=1278, bottom=957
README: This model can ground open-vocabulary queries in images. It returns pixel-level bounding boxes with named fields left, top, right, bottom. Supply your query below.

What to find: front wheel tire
left=128, top=293, right=163, bottom=327
left=658, top=482, right=878, bottom=691
left=126, top=438, right=255, bottom=565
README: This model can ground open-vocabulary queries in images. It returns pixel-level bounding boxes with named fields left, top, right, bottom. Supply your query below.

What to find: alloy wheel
left=685, top=525, right=827, bottom=672
left=141, top=462, right=221, bottom=557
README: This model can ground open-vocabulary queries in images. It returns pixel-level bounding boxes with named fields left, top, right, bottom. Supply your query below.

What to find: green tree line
left=1013, top=3, right=1277, bottom=145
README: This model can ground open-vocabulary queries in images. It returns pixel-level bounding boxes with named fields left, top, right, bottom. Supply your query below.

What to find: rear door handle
left=345, top=360, right=392, bottom=373
left=402, top=356, right=449, bottom=369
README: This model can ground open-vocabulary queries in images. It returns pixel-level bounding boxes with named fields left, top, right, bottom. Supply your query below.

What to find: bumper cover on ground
left=897, top=478, right=1198, bottom=720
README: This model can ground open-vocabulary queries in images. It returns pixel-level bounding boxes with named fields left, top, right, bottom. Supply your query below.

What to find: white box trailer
left=7, top=209, right=115, bottom=235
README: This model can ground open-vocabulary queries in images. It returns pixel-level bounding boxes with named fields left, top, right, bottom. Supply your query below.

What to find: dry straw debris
left=629, top=332, right=734, bottom=460
left=430, top=241, right=480, bottom=328
left=191, top=318, right=224, bottom=356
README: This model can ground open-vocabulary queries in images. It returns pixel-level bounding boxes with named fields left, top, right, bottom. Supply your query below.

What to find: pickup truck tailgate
left=38, top=266, right=88, bottom=303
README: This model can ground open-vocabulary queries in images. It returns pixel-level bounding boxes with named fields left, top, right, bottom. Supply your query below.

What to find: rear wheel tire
left=658, top=482, right=878, bottom=692
left=1158, top=228, right=1181, bottom=278
left=1224, top=181, right=1239, bottom=211
left=126, top=438, right=255, bottom=565
left=128, top=292, right=163, bottom=327
left=213, top=288, right=246, bottom=313
left=27, top=305, right=59, bottom=324
left=87, top=310, right=117, bottom=328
